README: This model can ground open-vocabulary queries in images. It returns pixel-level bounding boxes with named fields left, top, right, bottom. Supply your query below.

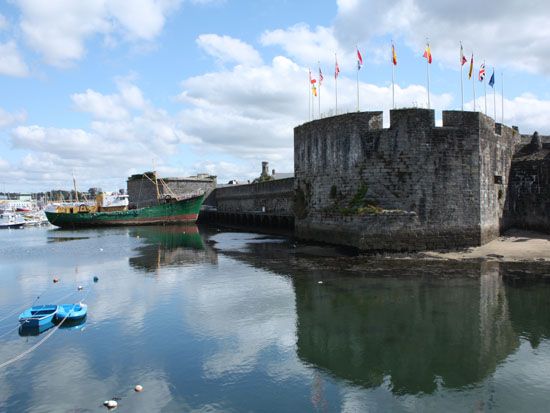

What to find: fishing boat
left=19, top=305, right=58, bottom=327
left=55, top=303, right=87, bottom=321
left=45, top=172, right=206, bottom=229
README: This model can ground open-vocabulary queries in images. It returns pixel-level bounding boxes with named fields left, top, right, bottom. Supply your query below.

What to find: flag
left=478, top=63, right=486, bottom=82
left=335, top=57, right=340, bottom=79
left=423, top=43, right=432, bottom=64
left=312, top=84, right=317, bottom=97
left=310, top=78, right=317, bottom=84
left=488, top=70, right=495, bottom=87
left=392, top=44, right=397, bottom=66
left=460, top=43, right=467, bottom=66
left=357, top=47, right=363, bottom=70
left=468, top=54, right=474, bottom=79
left=319, top=67, right=324, bottom=86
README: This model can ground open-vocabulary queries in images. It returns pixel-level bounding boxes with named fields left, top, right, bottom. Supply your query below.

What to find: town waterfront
left=1, top=226, right=550, bottom=412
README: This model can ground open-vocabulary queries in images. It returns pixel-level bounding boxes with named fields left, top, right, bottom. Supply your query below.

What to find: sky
left=1, top=0, right=550, bottom=192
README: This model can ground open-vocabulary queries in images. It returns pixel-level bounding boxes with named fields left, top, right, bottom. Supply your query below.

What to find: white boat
left=0, top=212, right=25, bottom=229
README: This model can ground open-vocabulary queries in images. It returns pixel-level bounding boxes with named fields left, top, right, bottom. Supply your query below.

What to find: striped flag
left=468, top=54, right=474, bottom=79
left=423, top=43, right=432, bottom=64
left=478, top=63, right=486, bottom=81
left=392, top=43, right=397, bottom=66
left=319, top=67, right=324, bottom=85
left=460, top=43, right=467, bottom=66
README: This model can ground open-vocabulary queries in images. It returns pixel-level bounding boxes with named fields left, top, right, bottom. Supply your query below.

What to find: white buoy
left=103, top=400, right=118, bottom=409
left=100, top=248, right=104, bottom=252
left=318, top=281, right=323, bottom=284
left=77, top=285, right=83, bottom=291
left=134, top=384, right=143, bottom=392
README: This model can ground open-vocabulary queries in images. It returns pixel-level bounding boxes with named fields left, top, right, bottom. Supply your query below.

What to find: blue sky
left=1, top=0, right=550, bottom=192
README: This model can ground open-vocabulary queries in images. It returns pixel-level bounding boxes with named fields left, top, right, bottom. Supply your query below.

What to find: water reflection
left=290, top=260, right=550, bottom=396
left=129, top=225, right=217, bottom=271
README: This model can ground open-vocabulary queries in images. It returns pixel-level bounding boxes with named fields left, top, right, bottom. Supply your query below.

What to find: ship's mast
left=72, top=171, right=79, bottom=203
left=152, top=160, right=160, bottom=202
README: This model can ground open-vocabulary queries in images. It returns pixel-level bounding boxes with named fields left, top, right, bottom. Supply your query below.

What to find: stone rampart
left=504, top=138, right=550, bottom=233
left=294, top=109, right=520, bottom=251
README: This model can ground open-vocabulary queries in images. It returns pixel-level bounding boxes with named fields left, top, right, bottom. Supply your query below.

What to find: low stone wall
left=215, top=178, right=294, bottom=215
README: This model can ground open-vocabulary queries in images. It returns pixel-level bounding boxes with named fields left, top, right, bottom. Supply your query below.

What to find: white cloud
left=334, top=0, right=550, bottom=74
left=7, top=82, right=192, bottom=189
left=261, top=24, right=339, bottom=67
left=197, top=34, right=263, bottom=66
left=71, top=89, right=130, bottom=120
left=0, top=41, right=29, bottom=77
left=0, top=107, right=26, bottom=128
left=16, top=0, right=183, bottom=67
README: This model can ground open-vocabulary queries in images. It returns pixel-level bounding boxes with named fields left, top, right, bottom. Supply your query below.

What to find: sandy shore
left=421, top=229, right=550, bottom=262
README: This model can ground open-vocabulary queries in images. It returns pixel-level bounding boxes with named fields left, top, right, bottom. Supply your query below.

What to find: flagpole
left=308, top=69, right=311, bottom=121
left=356, top=51, right=360, bottom=112
left=318, top=62, right=321, bottom=119
left=483, top=61, right=487, bottom=115
left=472, top=68, right=476, bottom=112
left=501, top=72, right=504, bottom=125
left=426, top=55, right=430, bottom=109
left=493, top=67, right=497, bottom=123
left=392, top=60, right=395, bottom=109
left=460, top=42, right=464, bottom=111
left=335, top=53, right=338, bottom=115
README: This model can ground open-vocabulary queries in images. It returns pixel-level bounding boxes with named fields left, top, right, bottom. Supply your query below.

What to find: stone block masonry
left=294, top=109, right=520, bottom=251
left=127, top=172, right=216, bottom=208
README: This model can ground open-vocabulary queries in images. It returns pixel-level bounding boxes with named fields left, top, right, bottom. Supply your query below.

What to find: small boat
left=55, top=303, right=87, bottom=321
left=19, top=305, right=58, bottom=327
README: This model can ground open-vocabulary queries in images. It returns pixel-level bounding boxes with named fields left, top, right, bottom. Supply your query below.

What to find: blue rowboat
left=55, top=303, right=87, bottom=321
left=19, top=305, right=58, bottom=327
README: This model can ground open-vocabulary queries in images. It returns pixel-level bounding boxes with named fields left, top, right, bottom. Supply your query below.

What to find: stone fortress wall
left=294, top=109, right=521, bottom=251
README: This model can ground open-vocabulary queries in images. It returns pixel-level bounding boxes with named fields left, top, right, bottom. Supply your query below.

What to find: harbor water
left=1, top=225, right=550, bottom=412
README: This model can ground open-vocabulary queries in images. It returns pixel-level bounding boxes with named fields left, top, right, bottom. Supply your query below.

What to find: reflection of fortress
left=129, top=225, right=217, bottom=271
left=292, top=262, right=550, bottom=395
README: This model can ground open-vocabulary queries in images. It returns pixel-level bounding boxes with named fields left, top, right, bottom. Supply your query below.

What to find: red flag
left=335, top=58, right=340, bottom=79
left=460, top=43, right=467, bottom=66
left=357, top=48, right=363, bottom=69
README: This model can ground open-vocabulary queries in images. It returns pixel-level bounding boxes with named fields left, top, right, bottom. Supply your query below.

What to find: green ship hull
left=45, top=195, right=204, bottom=229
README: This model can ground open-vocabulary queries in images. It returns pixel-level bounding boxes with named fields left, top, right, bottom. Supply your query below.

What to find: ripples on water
left=0, top=226, right=550, bottom=412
